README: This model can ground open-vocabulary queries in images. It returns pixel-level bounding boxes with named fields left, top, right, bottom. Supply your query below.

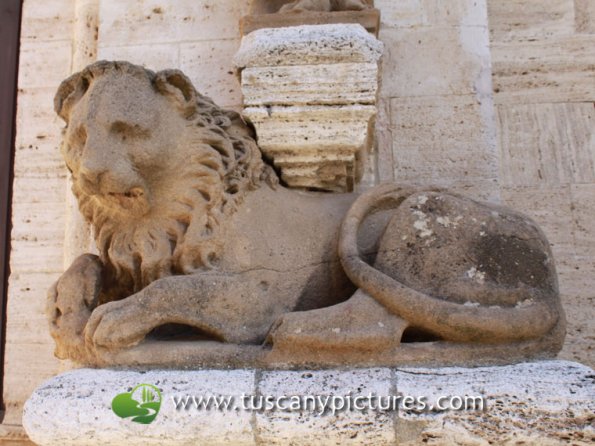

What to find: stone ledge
left=23, top=361, right=594, bottom=445
left=233, top=24, right=383, bottom=68
left=240, top=10, right=381, bottom=37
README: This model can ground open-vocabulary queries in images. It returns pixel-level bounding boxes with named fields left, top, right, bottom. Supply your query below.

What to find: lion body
left=47, top=61, right=564, bottom=366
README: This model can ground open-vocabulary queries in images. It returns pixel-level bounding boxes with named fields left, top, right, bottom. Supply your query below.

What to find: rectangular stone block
left=395, top=361, right=594, bottom=443
left=241, top=63, right=378, bottom=106
left=18, top=41, right=72, bottom=89
left=21, top=0, right=75, bottom=42
left=497, top=103, right=595, bottom=186
left=5, top=272, right=60, bottom=320
left=24, top=369, right=257, bottom=445
left=380, top=26, right=491, bottom=98
left=488, top=0, right=575, bottom=42
left=13, top=144, right=65, bottom=178
left=377, top=0, right=487, bottom=28
left=3, top=342, right=62, bottom=420
left=500, top=185, right=575, bottom=259
left=575, top=0, right=595, bottom=33
left=99, top=0, right=250, bottom=46
left=375, top=98, right=395, bottom=183
left=9, top=239, right=65, bottom=275
left=180, top=39, right=242, bottom=107
left=15, top=88, right=64, bottom=147
left=376, top=0, right=428, bottom=28
left=11, top=176, right=66, bottom=205
left=246, top=104, right=375, bottom=191
left=256, top=368, right=395, bottom=445
left=6, top=312, right=54, bottom=347
left=246, top=105, right=375, bottom=152
left=390, top=95, right=498, bottom=184
left=234, top=24, right=383, bottom=68
left=390, top=95, right=492, bottom=149
left=557, top=255, right=595, bottom=299
left=10, top=201, right=66, bottom=243
left=97, top=43, right=180, bottom=72
left=492, top=35, right=595, bottom=104
left=571, top=184, right=595, bottom=258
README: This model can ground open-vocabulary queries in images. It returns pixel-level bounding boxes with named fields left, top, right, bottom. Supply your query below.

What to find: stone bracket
left=234, top=24, right=383, bottom=192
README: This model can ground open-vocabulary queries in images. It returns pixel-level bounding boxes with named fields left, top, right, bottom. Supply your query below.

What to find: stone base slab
left=23, top=361, right=594, bottom=445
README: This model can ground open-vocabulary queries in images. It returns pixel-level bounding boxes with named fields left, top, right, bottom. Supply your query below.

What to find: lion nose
left=78, top=156, right=108, bottom=194
left=79, top=168, right=104, bottom=194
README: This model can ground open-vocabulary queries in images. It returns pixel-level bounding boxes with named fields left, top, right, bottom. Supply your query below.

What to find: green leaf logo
left=111, top=384, right=162, bottom=424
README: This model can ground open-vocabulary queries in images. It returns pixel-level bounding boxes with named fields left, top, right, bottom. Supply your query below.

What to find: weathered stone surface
left=244, top=104, right=375, bottom=190
left=570, top=184, right=595, bottom=258
left=45, top=61, right=564, bottom=369
left=256, top=368, right=394, bottom=445
left=488, top=0, right=575, bottom=42
left=501, top=186, right=575, bottom=258
left=20, top=0, right=75, bottom=43
left=390, top=95, right=499, bottom=186
left=23, top=361, right=595, bottom=445
left=4, top=0, right=75, bottom=427
left=24, top=369, right=256, bottom=446
left=377, top=0, right=488, bottom=28
left=98, top=0, right=250, bottom=46
left=488, top=0, right=595, bottom=372
left=180, top=39, right=243, bottom=108
left=236, top=24, right=382, bottom=191
left=18, top=41, right=72, bottom=89
left=241, top=63, right=379, bottom=106
left=497, top=103, right=595, bottom=186
left=575, top=0, right=595, bottom=33
left=379, top=25, right=492, bottom=98
left=491, top=35, right=595, bottom=104
left=97, top=44, right=181, bottom=72
left=396, top=360, right=595, bottom=445
left=234, top=23, right=383, bottom=67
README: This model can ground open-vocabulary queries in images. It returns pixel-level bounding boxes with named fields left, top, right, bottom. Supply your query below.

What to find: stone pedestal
left=234, top=24, right=383, bottom=192
left=23, top=361, right=594, bottom=445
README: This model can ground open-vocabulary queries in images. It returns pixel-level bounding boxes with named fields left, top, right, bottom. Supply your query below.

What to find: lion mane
left=55, top=61, right=278, bottom=296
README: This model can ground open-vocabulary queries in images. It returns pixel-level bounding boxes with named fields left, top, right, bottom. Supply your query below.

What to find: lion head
left=55, top=61, right=277, bottom=295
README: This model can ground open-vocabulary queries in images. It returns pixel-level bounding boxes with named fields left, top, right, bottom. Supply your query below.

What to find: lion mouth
left=109, top=188, right=145, bottom=199
left=106, top=187, right=149, bottom=213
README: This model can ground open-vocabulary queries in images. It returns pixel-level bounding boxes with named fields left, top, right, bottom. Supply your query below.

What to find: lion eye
left=110, top=121, right=150, bottom=140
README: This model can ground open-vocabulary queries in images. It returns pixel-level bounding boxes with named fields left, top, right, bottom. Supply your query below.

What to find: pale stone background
left=1, top=0, right=593, bottom=442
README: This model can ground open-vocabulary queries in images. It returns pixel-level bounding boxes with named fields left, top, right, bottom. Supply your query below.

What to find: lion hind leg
left=267, top=289, right=409, bottom=355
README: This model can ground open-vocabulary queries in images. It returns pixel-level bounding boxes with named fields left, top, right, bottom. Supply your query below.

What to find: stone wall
left=488, top=0, right=595, bottom=367
left=2, top=0, right=593, bottom=438
left=2, top=0, right=75, bottom=431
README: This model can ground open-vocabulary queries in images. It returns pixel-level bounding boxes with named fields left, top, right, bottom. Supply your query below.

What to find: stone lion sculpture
left=47, top=61, right=565, bottom=367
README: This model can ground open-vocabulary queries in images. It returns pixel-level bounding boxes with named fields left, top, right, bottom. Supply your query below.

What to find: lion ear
left=154, top=70, right=198, bottom=118
left=54, top=72, right=90, bottom=123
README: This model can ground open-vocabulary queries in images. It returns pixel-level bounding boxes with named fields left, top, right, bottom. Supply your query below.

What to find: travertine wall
left=488, top=0, right=595, bottom=367
left=2, top=0, right=75, bottom=433
left=375, top=0, right=500, bottom=203
left=2, top=0, right=593, bottom=438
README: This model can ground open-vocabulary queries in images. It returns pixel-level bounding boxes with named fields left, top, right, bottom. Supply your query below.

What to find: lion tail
left=338, top=183, right=561, bottom=343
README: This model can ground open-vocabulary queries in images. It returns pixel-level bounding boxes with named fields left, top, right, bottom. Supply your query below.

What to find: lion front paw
left=47, top=254, right=103, bottom=360
left=84, top=296, right=162, bottom=350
